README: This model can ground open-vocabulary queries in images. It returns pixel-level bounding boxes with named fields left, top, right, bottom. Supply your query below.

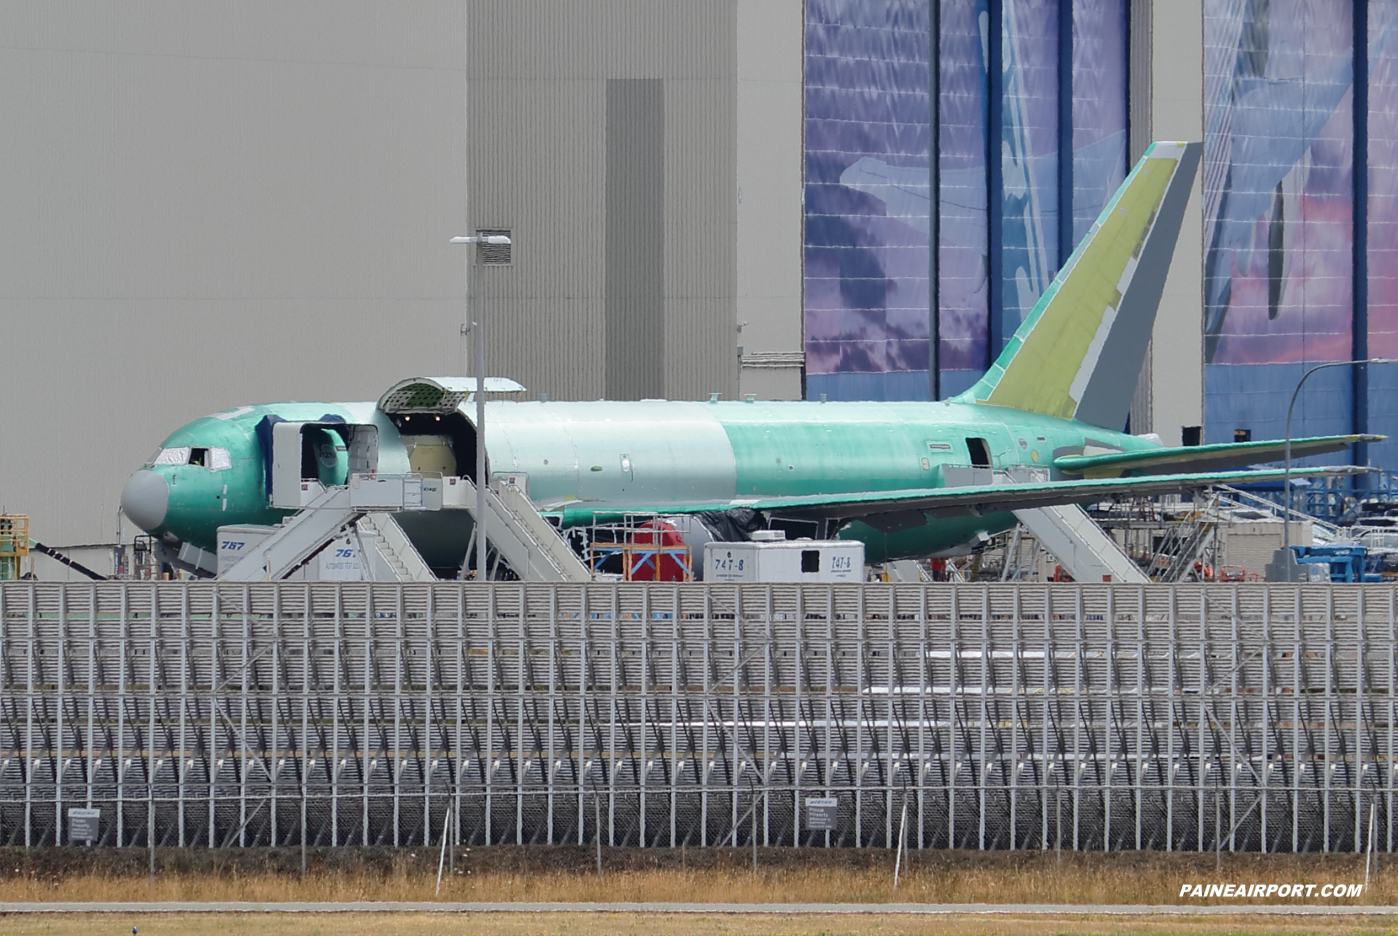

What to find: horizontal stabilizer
left=1054, top=434, right=1385, bottom=478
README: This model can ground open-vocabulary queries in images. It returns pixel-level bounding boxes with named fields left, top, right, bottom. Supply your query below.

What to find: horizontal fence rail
left=2, top=582, right=1397, bottom=853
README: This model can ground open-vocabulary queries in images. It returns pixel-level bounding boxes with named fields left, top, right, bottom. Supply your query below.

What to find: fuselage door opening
left=263, top=420, right=375, bottom=508
left=965, top=437, right=992, bottom=468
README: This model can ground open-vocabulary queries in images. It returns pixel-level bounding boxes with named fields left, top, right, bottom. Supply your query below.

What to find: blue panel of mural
left=996, top=0, right=1060, bottom=346
left=1369, top=1, right=1398, bottom=473
left=1071, top=0, right=1128, bottom=246
left=804, top=1, right=1129, bottom=402
left=805, top=0, right=933, bottom=402
left=938, top=0, right=991, bottom=396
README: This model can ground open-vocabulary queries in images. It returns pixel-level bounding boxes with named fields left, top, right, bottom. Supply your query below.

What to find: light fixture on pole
left=449, top=232, right=512, bottom=581
left=1266, top=357, right=1391, bottom=582
left=1282, top=358, right=1390, bottom=550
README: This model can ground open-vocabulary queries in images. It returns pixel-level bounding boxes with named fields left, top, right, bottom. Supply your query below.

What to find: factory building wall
left=1201, top=0, right=1398, bottom=479
left=467, top=2, right=804, bottom=406
left=804, top=0, right=1146, bottom=406
left=33, top=2, right=1398, bottom=549
left=799, top=2, right=1208, bottom=447
left=0, top=2, right=806, bottom=550
left=0, top=3, right=472, bottom=549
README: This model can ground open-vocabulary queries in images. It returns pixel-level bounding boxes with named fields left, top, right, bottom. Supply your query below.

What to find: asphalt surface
left=1, top=901, right=1397, bottom=915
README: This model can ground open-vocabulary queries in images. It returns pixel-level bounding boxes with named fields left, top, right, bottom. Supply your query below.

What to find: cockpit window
left=152, top=446, right=231, bottom=470
left=154, top=447, right=191, bottom=466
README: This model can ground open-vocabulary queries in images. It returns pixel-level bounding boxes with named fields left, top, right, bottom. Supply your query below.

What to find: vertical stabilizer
left=956, top=141, right=1201, bottom=429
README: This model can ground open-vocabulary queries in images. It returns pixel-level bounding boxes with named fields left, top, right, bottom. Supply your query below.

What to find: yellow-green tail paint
left=959, top=141, right=1201, bottom=431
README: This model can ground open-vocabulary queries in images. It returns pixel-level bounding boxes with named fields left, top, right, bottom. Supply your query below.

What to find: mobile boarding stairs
left=949, top=466, right=1150, bottom=585
left=217, top=473, right=590, bottom=583
left=217, top=464, right=1142, bottom=585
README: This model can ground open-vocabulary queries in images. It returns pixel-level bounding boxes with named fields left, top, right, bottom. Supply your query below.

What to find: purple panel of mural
left=1203, top=0, right=1355, bottom=365
left=938, top=0, right=991, bottom=378
left=1070, top=0, right=1128, bottom=246
left=1371, top=0, right=1398, bottom=360
left=804, top=0, right=933, bottom=391
left=998, top=0, right=1060, bottom=342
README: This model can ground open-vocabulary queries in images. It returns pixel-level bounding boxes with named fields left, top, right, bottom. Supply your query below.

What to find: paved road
left=2, top=901, right=1397, bottom=915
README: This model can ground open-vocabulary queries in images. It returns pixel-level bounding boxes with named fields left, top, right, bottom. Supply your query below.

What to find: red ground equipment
left=626, top=520, right=692, bottom=582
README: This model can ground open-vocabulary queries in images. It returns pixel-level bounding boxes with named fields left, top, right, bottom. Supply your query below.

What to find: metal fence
left=2, top=581, right=1397, bottom=853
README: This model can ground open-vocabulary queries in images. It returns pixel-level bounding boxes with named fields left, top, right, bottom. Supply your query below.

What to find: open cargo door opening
left=376, top=377, right=522, bottom=485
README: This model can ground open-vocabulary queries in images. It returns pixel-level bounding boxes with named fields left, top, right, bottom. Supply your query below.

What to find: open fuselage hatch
left=375, top=377, right=488, bottom=487
left=262, top=419, right=382, bottom=508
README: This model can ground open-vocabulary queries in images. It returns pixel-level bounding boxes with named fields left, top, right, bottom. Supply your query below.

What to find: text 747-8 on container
left=703, top=535, right=864, bottom=583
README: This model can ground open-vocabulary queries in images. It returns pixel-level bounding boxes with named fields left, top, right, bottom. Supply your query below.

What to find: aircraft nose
left=121, top=469, right=169, bottom=533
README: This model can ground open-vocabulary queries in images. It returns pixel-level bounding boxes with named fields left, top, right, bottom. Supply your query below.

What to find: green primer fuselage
left=138, top=398, right=1158, bottom=564
left=129, top=144, right=1201, bottom=568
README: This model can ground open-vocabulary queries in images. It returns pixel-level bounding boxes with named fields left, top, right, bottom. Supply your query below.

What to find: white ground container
left=309, top=530, right=371, bottom=581
left=703, top=537, right=863, bottom=583
left=218, top=524, right=380, bottom=580
left=216, top=525, right=276, bottom=575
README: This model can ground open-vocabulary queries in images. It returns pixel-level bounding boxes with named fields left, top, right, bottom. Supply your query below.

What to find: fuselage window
left=153, top=447, right=191, bottom=466
left=208, top=448, right=232, bottom=471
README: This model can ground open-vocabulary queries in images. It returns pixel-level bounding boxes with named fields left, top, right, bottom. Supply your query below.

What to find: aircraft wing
left=734, top=466, right=1370, bottom=527
left=546, top=465, right=1369, bottom=530
left=1053, top=434, right=1383, bottom=478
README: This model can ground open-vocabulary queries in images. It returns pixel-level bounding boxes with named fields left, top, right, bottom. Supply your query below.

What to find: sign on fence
left=806, top=796, right=838, bottom=832
left=68, top=808, right=99, bottom=843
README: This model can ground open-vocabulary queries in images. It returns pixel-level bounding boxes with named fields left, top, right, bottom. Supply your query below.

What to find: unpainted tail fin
left=955, top=141, right=1201, bottom=430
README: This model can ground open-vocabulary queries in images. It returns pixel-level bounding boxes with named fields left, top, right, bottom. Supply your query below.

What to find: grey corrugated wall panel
left=605, top=79, right=665, bottom=401
left=469, top=2, right=738, bottom=404
left=466, top=68, right=608, bottom=399
left=1, top=3, right=469, bottom=547
left=660, top=13, right=737, bottom=403
left=3, top=1, right=800, bottom=547
left=736, top=0, right=804, bottom=401
left=663, top=69, right=738, bottom=401
left=1128, top=0, right=1154, bottom=433
left=1147, top=2, right=1205, bottom=446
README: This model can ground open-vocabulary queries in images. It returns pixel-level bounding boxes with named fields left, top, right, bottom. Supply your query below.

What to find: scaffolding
left=113, top=536, right=162, bottom=581
left=0, top=516, right=30, bottom=580
left=585, top=514, right=694, bottom=582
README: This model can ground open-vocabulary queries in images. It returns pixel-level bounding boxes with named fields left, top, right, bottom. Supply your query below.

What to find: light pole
left=1283, top=357, right=1390, bottom=551
left=450, top=232, right=512, bottom=581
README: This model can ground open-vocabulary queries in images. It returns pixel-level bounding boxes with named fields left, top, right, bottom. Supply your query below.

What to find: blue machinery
left=3, top=581, right=1398, bottom=854
left=1288, top=545, right=1385, bottom=583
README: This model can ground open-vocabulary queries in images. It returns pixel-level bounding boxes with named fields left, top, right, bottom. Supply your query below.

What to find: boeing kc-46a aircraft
left=119, top=142, right=1375, bottom=577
